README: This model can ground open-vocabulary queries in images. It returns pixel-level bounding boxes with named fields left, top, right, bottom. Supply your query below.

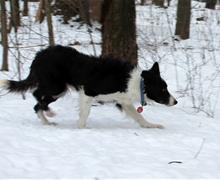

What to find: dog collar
left=137, top=77, right=147, bottom=113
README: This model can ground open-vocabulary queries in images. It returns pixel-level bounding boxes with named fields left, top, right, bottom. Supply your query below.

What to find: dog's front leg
left=78, top=91, right=93, bottom=129
left=121, top=103, right=164, bottom=129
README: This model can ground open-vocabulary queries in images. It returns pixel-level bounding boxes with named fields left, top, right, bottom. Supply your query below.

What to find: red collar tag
left=137, top=106, right=143, bottom=113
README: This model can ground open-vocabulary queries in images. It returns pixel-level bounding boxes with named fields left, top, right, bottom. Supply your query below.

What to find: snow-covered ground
left=0, top=92, right=220, bottom=178
left=0, top=1, right=220, bottom=178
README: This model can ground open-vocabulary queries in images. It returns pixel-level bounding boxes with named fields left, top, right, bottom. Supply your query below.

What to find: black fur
left=5, top=45, right=177, bottom=116
left=8, top=71, right=37, bottom=92
left=115, top=103, right=123, bottom=111
left=7, top=45, right=135, bottom=112
left=141, top=63, right=175, bottom=105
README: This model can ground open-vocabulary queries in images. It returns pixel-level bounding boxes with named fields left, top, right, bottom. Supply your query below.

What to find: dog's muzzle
left=168, top=95, right=178, bottom=106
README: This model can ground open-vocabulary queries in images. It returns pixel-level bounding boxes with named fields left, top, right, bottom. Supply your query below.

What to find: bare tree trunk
left=44, top=0, right=55, bottom=46
left=78, top=0, right=90, bottom=25
left=101, top=0, right=138, bottom=65
left=89, top=0, right=102, bottom=22
left=140, top=0, right=146, bottom=5
left=206, top=0, right=217, bottom=9
left=152, top=0, right=164, bottom=7
left=78, top=0, right=97, bottom=55
left=35, top=0, right=45, bottom=23
left=14, top=0, right=20, bottom=26
left=12, top=31, right=26, bottom=99
left=10, top=0, right=20, bottom=31
left=1, top=0, right=9, bottom=71
left=175, top=0, right=191, bottom=40
left=23, top=0, right=28, bottom=16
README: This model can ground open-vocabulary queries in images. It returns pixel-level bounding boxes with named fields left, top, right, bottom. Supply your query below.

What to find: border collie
left=0, top=45, right=177, bottom=128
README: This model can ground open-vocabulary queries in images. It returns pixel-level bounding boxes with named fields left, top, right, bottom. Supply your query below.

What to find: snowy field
left=0, top=92, right=220, bottom=178
left=0, top=1, right=220, bottom=178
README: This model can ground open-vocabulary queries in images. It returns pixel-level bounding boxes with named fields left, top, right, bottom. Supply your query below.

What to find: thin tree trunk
left=14, top=0, right=20, bottom=26
left=23, top=0, right=28, bottom=16
left=10, top=0, right=20, bottom=31
left=175, top=0, right=191, bottom=40
left=78, top=0, right=90, bottom=25
left=16, top=34, right=26, bottom=99
left=102, top=0, right=138, bottom=65
left=44, top=0, right=55, bottom=46
left=206, top=0, right=217, bottom=9
left=1, top=0, right=9, bottom=71
left=152, top=0, right=164, bottom=7
left=78, top=0, right=97, bottom=55
left=35, top=0, right=45, bottom=23
left=141, top=0, right=146, bottom=5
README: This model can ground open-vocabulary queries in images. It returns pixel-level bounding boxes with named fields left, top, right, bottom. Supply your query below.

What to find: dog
left=0, top=45, right=177, bottom=128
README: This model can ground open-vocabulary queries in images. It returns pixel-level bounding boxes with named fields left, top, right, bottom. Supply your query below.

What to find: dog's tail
left=0, top=72, right=37, bottom=93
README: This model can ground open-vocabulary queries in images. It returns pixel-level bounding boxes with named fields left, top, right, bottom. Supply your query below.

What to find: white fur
left=95, top=68, right=141, bottom=104
left=168, top=95, right=176, bottom=106
left=78, top=90, right=93, bottom=129
left=44, top=109, right=56, bottom=117
left=126, top=67, right=142, bottom=102
left=77, top=67, right=164, bottom=129
left=37, top=110, right=56, bottom=125
left=121, top=103, right=164, bottom=129
left=0, top=80, right=9, bottom=88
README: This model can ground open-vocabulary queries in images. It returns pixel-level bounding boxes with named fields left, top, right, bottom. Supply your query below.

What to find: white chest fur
left=94, top=68, right=141, bottom=105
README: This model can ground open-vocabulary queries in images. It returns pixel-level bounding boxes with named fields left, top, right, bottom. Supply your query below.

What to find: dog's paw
left=77, top=122, right=87, bottom=129
left=44, top=109, right=56, bottom=117
left=141, top=123, right=164, bottom=129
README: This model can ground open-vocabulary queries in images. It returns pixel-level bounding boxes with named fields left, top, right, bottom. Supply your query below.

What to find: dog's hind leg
left=41, top=96, right=57, bottom=117
left=78, top=90, right=93, bottom=129
left=34, top=102, right=57, bottom=125
left=36, top=109, right=56, bottom=125
left=121, top=103, right=164, bottom=129
left=33, top=89, right=57, bottom=125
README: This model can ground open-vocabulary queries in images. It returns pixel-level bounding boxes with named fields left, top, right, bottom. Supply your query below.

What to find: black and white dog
left=0, top=45, right=177, bottom=128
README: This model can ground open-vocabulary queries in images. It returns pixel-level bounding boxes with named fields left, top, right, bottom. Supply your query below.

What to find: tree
left=10, top=0, right=21, bottom=32
left=22, top=0, right=29, bottom=16
left=140, top=0, right=146, bottom=5
left=36, top=0, right=45, bottom=23
left=152, top=0, right=164, bottom=7
left=44, top=0, right=55, bottom=46
left=0, top=0, right=9, bottom=71
left=175, top=0, right=191, bottom=40
left=206, top=0, right=217, bottom=9
left=101, top=0, right=138, bottom=65
left=78, top=0, right=90, bottom=25
left=36, top=0, right=55, bottom=45
left=89, top=0, right=102, bottom=22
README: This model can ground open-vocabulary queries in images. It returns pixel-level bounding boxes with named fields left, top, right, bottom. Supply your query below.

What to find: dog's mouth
left=166, top=96, right=178, bottom=106
left=156, top=96, right=178, bottom=106
left=146, top=94, right=178, bottom=106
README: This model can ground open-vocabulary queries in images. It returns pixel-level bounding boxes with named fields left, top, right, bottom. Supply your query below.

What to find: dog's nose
left=174, top=99, right=178, bottom=105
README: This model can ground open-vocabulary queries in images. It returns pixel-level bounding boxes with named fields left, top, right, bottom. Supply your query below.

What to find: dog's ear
left=141, top=62, right=160, bottom=78
left=150, top=62, right=160, bottom=75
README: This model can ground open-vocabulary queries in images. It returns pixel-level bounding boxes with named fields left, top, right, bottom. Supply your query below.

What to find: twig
left=194, top=138, right=206, bottom=159
left=9, top=44, right=47, bottom=48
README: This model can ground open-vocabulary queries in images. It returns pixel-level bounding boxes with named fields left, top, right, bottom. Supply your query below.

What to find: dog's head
left=141, top=62, right=177, bottom=106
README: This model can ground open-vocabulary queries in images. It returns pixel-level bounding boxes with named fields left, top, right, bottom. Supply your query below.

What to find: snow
left=1, top=93, right=220, bottom=178
left=1, top=1, right=220, bottom=178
